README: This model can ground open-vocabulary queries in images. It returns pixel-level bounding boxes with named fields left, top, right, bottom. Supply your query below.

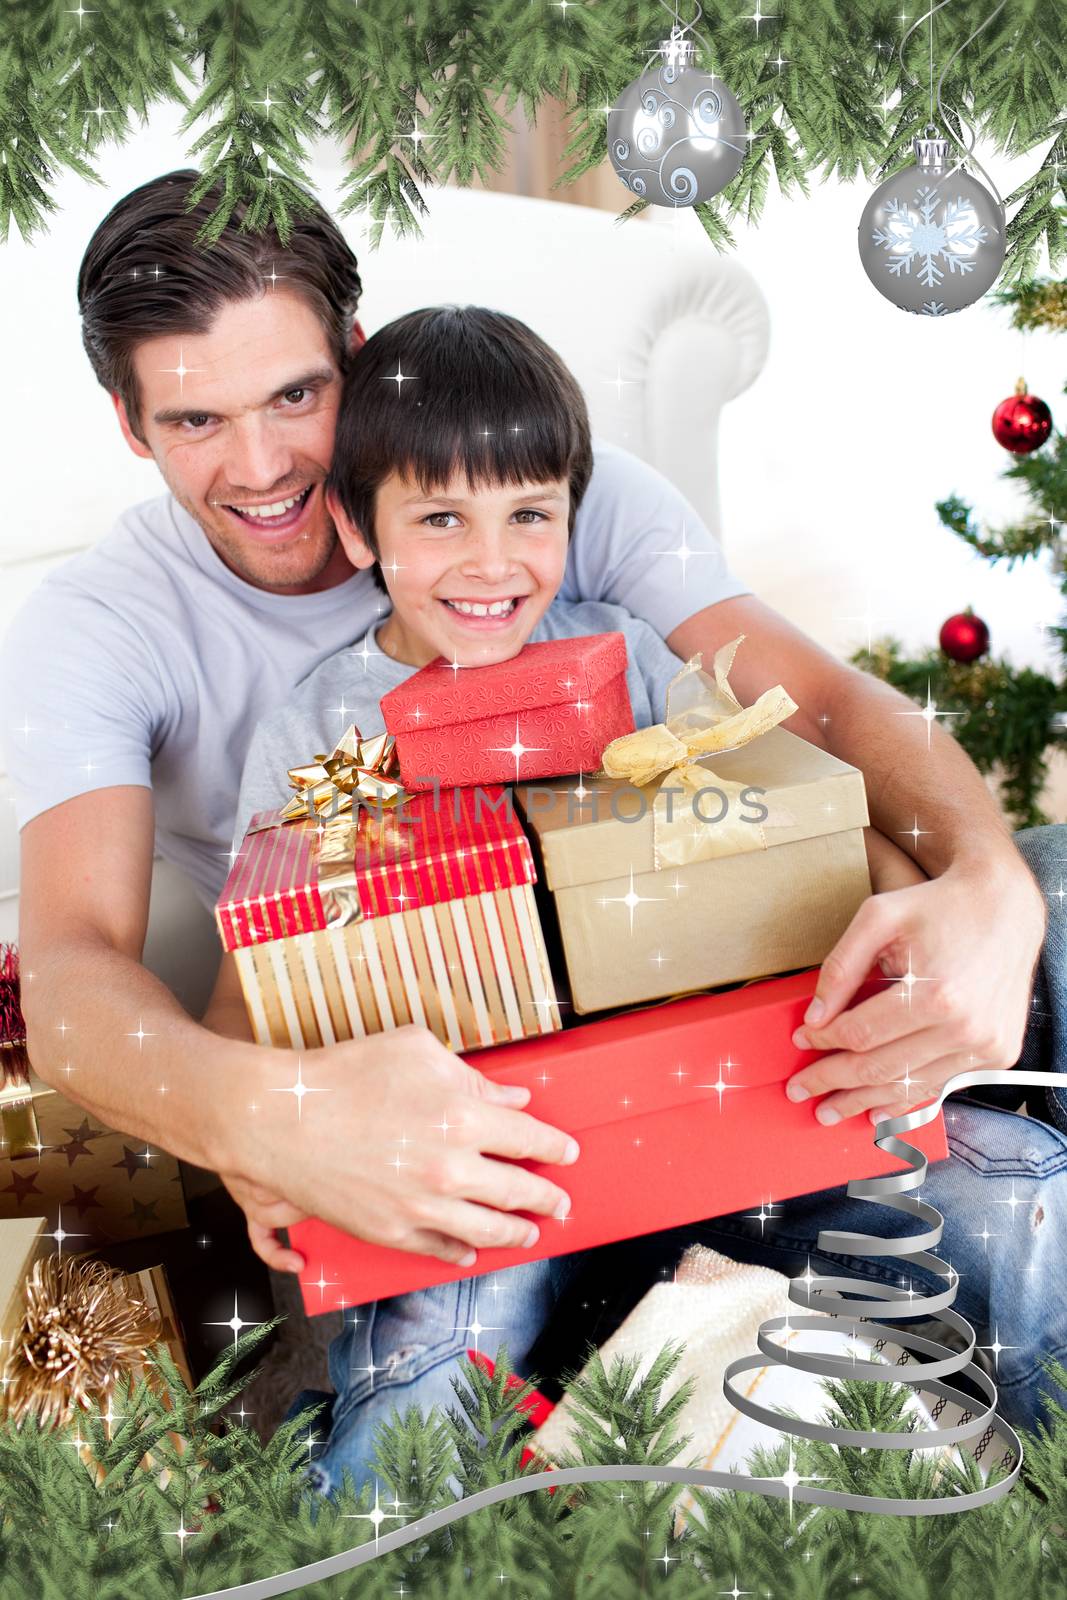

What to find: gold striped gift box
left=216, top=784, right=562, bottom=1053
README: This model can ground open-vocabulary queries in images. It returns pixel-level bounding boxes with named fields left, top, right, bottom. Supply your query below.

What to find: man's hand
left=231, top=1024, right=579, bottom=1271
left=784, top=849, right=1046, bottom=1126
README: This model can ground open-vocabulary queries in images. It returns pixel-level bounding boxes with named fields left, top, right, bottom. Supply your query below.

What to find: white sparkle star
left=487, top=719, right=549, bottom=781
left=894, top=679, right=966, bottom=750
left=268, top=1057, right=330, bottom=1122
left=742, top=2, right=776, bottom=35
left=652, top=522, right=710, bottom=584
left=897, top=815, right=935, bottom=850
left=342, top=1478, right=407, bottom=1547
left=126, top=1018, right=155, bottom=1050
left=45, top=1205, right=92, bottom=1261
left=157, top=343, right=204, bottom=395
left=978, top=1323, right=1019, bottom=1372
left=205, top=1291, right=267, bottom=1351
left=382, top=366, right=416, bottom=393
left=597, top=866, right=666, bottom=935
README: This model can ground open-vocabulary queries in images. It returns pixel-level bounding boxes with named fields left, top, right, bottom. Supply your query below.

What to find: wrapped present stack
left=214, top=631, right=949, bottom=1316
left=0, top=945, right=187, bottom=1244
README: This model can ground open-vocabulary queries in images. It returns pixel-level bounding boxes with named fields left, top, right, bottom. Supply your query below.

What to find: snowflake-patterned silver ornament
left=858, top=131, right=1006, bottom=316
left=607, top=32, right=746, bottom=208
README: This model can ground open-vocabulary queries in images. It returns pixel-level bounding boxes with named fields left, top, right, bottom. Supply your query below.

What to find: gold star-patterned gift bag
left=0, top=1068, right=187, bottom=1245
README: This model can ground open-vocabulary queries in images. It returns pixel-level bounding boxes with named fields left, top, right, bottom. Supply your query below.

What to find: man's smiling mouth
left=221, top=485, right=315, bottom=533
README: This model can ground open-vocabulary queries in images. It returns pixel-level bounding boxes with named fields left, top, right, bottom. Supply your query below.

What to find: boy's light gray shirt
left=235, top=600, right=685, bottom=846
left=2, top=439, right=749, bottom=909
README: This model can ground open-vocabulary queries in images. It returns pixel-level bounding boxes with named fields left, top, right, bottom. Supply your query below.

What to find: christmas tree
left=852, top=278, right=1067, bottom=829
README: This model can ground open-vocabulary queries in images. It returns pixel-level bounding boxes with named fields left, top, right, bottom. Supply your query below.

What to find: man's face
left=115, top=289, right=358, bottom=594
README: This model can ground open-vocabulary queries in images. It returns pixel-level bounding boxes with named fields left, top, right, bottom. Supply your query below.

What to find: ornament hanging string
left=654, top=0, right=712, bottom=71
left=899, top=0, right=1008, bottom=217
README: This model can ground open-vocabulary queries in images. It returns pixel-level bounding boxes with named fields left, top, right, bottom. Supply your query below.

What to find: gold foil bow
left=248, top=724, right=405, bottom=833
left=246, top=724, right=413, bottom=928
left=598, top=634, right=799, bottom=869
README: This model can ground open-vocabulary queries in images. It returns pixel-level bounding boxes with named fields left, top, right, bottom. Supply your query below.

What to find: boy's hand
left=218, top=1171, right=311, bottom=1274
left=226, top=1024, right=579, bottom=1272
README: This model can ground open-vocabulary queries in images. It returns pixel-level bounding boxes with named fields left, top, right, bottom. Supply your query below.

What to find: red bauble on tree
left=939, top=608, right=990, bottom=663
left=992, top=377, right=1053, bottom=453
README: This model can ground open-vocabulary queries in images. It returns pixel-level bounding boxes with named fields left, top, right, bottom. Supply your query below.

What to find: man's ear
left=111, top=392, right=154, bottom=461
left=326, top=487, right=377, bottom=570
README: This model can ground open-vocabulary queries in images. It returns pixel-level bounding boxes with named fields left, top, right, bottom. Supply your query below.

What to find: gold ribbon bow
left=598, top=634, right=799, bottom=869
left=247, top=725, right=406, bottom=834
left=245, top=724, right=412, bottom=927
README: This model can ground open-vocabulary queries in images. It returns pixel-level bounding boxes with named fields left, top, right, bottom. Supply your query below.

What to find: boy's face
left=329, top=468, right=570, bottom=667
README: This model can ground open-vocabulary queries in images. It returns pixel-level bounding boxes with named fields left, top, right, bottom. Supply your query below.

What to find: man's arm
left=19, top=788, right=580, bottom=1264
left=667, top=595, right=1047, bottom=1122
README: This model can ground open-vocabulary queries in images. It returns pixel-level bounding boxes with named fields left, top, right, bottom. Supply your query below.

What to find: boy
left=229, top=304, right=702, bottom=1498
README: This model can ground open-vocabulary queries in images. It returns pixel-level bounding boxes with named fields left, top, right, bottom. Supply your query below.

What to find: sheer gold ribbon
left=598, top=634, right=799, bottom=869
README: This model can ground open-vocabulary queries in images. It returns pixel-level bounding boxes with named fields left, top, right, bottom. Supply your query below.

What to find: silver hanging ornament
left=858, top=129, right=1006, bottom=316
left=607, top=29, right=747, bottom=208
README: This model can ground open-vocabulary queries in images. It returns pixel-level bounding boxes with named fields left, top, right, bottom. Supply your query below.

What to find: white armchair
left=0, top=185, right=770, bottom=1018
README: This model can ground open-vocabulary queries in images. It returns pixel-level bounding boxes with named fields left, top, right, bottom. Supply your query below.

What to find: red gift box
left=379, top=632, right=635, bottom=790
left=288, top=967, right=949, bottom=1314
left=216, top=785, right=562, bottom=1051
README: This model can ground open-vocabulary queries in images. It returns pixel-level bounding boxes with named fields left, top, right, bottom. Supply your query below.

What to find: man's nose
left=225, top=416, right=293, bottom=492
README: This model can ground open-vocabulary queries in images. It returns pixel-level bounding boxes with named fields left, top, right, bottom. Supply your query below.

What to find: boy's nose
left=460, top=530, right=519, bottom=583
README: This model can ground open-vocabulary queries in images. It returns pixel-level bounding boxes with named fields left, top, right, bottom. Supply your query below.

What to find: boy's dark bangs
left=385, top=391, right=582, bottom=499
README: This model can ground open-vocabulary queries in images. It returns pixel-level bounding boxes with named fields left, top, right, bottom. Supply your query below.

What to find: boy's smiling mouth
left=438, top=594, right=529, bottom=625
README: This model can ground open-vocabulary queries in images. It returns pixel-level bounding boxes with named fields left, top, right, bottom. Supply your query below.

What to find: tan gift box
left=515, top=723, right=872, bottom=1014
left=0, top=1215, right=49, bottom=1356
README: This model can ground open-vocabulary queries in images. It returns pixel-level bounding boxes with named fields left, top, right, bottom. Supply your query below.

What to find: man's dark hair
left=77, top=170, right=363, bottom=442
left=327, top=305, right=594, bottom=596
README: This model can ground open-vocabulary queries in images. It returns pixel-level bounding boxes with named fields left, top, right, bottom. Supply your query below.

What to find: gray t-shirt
left=234, top=599, right=686, bottom=845
left=1, top=439, right=750, bottom=910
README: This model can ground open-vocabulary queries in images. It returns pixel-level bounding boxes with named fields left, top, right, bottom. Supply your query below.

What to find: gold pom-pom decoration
left=3, top=1253, right=161, bottom=1432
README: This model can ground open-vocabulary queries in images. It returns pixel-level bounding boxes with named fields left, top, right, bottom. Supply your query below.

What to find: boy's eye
left=419, top=508, right=551, bottom=530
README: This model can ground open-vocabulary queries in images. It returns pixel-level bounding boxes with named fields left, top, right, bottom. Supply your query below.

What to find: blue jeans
left=289, top=824, right=1067, bottom=1498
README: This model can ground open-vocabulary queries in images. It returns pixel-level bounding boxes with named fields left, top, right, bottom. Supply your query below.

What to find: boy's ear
left=112, top=392, right=154, bottom=461
left=326, top=487, right=377, bottom=570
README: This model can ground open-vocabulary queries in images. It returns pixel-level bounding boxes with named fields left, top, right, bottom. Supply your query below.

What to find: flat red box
left=289, top=967, right=949, bottom=1314
left=379, top=631, right=635, bottom=791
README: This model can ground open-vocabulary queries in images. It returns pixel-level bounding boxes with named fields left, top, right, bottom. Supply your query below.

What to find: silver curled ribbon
left=181, top=1064, right=1067, bottom=1599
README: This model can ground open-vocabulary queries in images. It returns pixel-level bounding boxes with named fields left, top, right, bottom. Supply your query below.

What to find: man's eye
left=183, top=414, right=212, bottom=430
left=282, top=387, right=310, bottom=404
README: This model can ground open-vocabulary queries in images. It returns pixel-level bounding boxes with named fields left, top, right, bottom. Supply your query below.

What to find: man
left=3, top=171, right=1064, bottom=1443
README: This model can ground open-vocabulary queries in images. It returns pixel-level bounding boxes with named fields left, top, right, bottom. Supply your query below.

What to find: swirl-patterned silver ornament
left=607, top=31, right=746, bottom=208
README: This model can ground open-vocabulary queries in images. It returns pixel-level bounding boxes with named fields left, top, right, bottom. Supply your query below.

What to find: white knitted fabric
left=527, top=1243, right=1002, bottom=1531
